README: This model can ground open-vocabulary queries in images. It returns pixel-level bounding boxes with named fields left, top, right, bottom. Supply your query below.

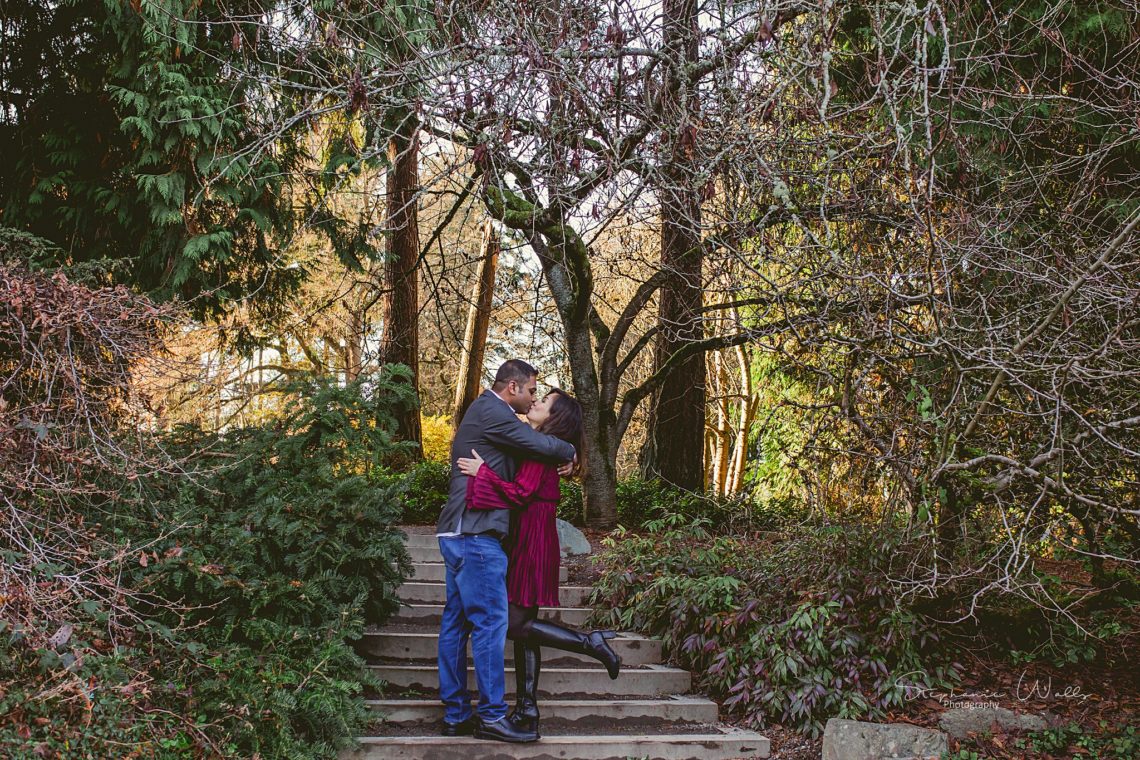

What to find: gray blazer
left=435, top=389, right=576, bottom=538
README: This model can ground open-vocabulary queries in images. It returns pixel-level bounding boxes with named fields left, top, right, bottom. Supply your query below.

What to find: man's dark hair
left=492, top=359, right=538, bottom=391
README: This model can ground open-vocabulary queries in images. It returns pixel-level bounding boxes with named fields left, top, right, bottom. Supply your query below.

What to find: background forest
left=2, top=0, right=1138, bottom=757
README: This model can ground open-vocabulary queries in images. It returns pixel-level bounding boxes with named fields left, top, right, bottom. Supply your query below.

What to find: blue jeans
left=437, top=534, right=509, bottom=724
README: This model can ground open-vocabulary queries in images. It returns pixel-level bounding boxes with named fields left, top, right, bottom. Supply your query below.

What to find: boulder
left=556, top=519, right=592, bottom=556
left=822, top=718, right=948, bottom=760
left=938, top=706, right=1048, bottom=740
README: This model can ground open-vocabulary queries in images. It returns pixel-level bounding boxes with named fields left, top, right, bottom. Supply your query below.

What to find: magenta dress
left=466, top=459, right=562, bottom=608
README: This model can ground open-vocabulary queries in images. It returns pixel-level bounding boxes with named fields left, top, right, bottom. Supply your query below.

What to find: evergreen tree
left=1, top=0, right=305, bottom=322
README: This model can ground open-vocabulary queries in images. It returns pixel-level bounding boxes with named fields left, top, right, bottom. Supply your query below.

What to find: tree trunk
left=380, top=108, right=423, bottom=456
left=480, top=182, right=621, bottom=526
left=727, top=344, right=755, bottom=495
left=345, top=308, right=364, bottom=382
left=641, top=0, right=705, bottom=491
left=452, top=220, right=500, bottom=428
left=565, top=318, right=619, bottom=529
left=711, top=350, right=732, bottom=495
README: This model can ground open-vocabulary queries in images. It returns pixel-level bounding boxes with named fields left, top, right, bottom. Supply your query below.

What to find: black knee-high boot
left=525, top=620, right=621, bottom=680
left=508, top=641, right=541, bottom=736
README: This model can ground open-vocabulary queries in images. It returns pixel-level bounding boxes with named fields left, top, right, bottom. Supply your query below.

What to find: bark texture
left=641, top=0, right=706, bottom=491
left=380, top=109, right=423, bottom=455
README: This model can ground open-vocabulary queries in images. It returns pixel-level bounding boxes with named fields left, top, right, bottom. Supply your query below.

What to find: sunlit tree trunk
left=728, top=344, right=756, bottom=495
left=345, top=309, right=364, bottom=382
left=711, top=349, right=732, bottom=495
left=453, top=220, right=500, bottom=427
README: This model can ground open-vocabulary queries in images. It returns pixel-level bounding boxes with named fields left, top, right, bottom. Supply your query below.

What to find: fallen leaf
left=47, top=623, right=73, bottom=649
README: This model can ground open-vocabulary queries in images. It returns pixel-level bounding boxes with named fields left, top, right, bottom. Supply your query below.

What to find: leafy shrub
left=396, top=458, right=452, bottom=525
left=615, top=477, right=803, bottom=533
left=589, top=518, right=960, bottom=737
left=937, top=558, right=1140, bottom=671
left=3, top=371, right=415, bottom=758
left=556, top=479, right=585, bottom=526
left=136, top=373, right=414, bottom=756
left=1006, top=603, right=1137, bottom=669
left=420, top=413, right=453, bottom=462
left=556, top=477, right=802, bottom=531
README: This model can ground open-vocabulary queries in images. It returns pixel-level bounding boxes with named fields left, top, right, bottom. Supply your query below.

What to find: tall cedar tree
left=0, top=0, right=304, bottom=326
left=640, top=0, right=706, bottom=490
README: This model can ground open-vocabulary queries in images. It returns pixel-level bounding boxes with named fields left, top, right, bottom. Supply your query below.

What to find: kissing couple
left=434, top=359, right=622, bottom=743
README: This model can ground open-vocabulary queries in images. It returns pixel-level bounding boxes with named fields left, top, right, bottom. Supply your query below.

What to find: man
left=435, top=359, right=576, bottom=743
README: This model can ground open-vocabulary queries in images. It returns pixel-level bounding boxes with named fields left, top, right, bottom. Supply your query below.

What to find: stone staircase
left=342, top=530, right=770, bottom=759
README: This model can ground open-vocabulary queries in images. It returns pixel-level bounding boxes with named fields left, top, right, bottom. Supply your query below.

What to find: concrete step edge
left=397, top=582, right=594, bottom=606
left=371, top=664, right=691, bottom=675
left=394, top=603, right=592, bottom=614
left=391, top=604, right=593, bottom=626
left=343, top=731, right=771, bottom=759
left=402, top=562, right=570, bottom=582
left=366, top=697, right=717, bottom=708
left=363, top=630, right=653, bottom=642
left=369, top=663, right=692, bottom=697
left=365, top=696, right=720, bottom=725
left=357, top=630, right=663, bottom=667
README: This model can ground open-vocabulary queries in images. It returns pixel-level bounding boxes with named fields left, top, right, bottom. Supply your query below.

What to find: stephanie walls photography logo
left=892, top=670, right=1093, bottom=710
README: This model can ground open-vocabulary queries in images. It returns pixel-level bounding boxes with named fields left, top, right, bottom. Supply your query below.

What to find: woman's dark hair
left=537, top=388, right=585, bottom=476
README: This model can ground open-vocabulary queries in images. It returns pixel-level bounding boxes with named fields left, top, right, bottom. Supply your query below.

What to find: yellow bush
left=420, top=413, right=453, bottom=462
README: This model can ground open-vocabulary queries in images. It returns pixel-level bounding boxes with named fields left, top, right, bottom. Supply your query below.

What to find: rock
left=938, top=706, right=1048, bottom=740
left=556, top=519, right=592, bottom=556
left=822, top=718, right=948, bottom=760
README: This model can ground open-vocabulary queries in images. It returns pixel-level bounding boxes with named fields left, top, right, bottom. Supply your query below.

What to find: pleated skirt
left=506, top=501, right=561, bottom=608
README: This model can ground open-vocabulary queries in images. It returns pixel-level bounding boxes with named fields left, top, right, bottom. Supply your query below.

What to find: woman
left=457, top=388, right=620, bottom=737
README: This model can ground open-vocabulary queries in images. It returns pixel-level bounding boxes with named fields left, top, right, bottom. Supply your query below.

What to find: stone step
left=406, top=544, right=583, bottom=568
left=359, top=631, right=662, bottom=666
left=344, top=730, right=770, bottom=759
left=404, top=544, right=449, bottom=563
left=405, top=562, right=569, bottom=584
left=371, top=664, right=691, bottom=697
left=403, top=532, right=442, bottom=549
left=399, top=581, right=593, bottom=607
left=393, top=604, right=591, bottom=627
left=366, top=696, right=719, bottom=726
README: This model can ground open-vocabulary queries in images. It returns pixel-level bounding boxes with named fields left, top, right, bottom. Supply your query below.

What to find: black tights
left=507, top=603, right=538, bottom=641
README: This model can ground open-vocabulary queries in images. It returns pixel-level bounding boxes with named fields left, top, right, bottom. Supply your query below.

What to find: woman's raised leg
left=522, top=619, right=621, bottom=680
